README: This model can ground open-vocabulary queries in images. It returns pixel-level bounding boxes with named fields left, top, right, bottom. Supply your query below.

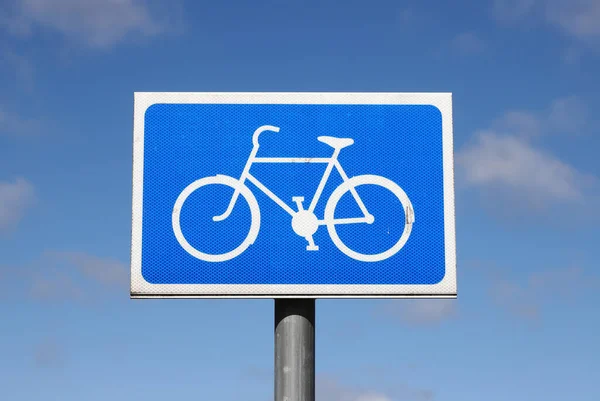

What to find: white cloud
left=491, top=96, right=589, bottom=138
left=319, top=377, right=385, bottom=401
left=492, top=0, right=536, bottom=21
left=399, top=8, right=415, bottom=25
left=488, top=272, right=540, bottom=320
left=451, top=32, right=486, bottom=54
left=548, top=96, right=588, bottom=135
left=562, top=46, right=583, bottom=64
left=492, top=110, right=541, bottom=138
left=457, top=97, right=598, bottom=210
left=2, top=0, right=167, bottom=48
left=318, top=376, right=433, bottom=401
left=0, top=177, right=35, bottom=233
left=0, top=47, right=34, bottom=91
left=384, top=299, right=457, bottom=326
left=478, top=262, right=600, bottom=322
left=544, top=0, right=600, bottom=41
left=492, top=0, right=600, bottom=41
left=0, top=106, right=40, bottom=137
left=354, top=394, right=393, bottom=401
left=240, top=367, right=430, bottom=401
left=29, top=271, right=84, bottom=301
left=456, top=131, right=589, bottom=202
left=528, top=265, right=599, bottom=296
left=0, top=250, right=128, bottom=303
left=51, top=251, right=129, bottom=288
left=34, top=338, right=66, bottom=368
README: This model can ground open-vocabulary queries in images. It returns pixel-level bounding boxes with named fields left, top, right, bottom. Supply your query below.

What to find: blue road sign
left=131, top=93, right=456, bottom=298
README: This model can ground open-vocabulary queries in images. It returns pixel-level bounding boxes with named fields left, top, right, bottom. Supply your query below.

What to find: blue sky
left=1, top=0, right=599, bottom=400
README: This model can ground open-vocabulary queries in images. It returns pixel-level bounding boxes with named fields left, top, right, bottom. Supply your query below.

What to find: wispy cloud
left=50, top=251, right=129, bottom=288
left=399, top=8, right=415, bottom=24
left=492, top=0, right=600, bottom=42
left=470, top=261, right=600, bottom=323
left=242, top=370, right=435, bottom=401
left=457, top=131, right=590, bottom=202
left=488, top=271, right=541, bottom=320
left=492, top=0, right=536, bottom=22
left=30, top=271, right=84, bottom=302
left=240, top=368, right=434, bottom=401
left=528, top=265, right=600, bottom=296
left=0, top=177, right=35, bottom=233
left=451, top=32, right=487, bottom=54
left=0, top=250, right=128, bottom=303
left=490, top=95, right=590, bottom=138
left=456, top=96, right=598, bottom=212
left=544, top=0, right=600, bottom=42
left=0, top=107, right=41, bottom=137
left=562, top=46, right=583, bottom=65
left=33, top=338, right=66, bottom=368
left=0, top=46, right=35, bottom=91
left=491, top=110, right=542, bottom=138
left=380, top=299, right=457, bottom=326
left=1, top=0, right=177, bottom=49
left=318, top=375, right=434, bottom=401
left=547, top=96, right=589, bottom=135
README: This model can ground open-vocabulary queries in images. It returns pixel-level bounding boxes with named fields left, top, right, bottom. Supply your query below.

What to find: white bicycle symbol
left=172, top=125, right=415, bottom=263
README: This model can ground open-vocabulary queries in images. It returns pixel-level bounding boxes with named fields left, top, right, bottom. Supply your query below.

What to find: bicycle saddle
left=317, top=136, right=354, bottom=149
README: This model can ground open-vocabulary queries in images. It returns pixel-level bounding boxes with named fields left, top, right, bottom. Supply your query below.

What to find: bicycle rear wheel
left=324, top=174, right=414, bottom=262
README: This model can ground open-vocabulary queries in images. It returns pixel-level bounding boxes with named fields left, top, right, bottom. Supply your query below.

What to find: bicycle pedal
left=306, top=245, right=319, bottom=251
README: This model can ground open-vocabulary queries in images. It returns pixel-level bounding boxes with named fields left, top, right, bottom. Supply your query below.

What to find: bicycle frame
left=213, top=127, right=372, bottom=226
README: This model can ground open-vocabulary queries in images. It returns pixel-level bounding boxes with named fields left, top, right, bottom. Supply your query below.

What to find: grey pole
left=275, top=298, right=315, bottom=401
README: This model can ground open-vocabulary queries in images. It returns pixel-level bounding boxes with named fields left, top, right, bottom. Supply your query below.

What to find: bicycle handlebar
left=252, top=125, right=280, bottom=147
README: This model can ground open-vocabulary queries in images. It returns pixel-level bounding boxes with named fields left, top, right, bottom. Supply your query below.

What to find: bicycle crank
left=291, top=197, right=319, bottom=251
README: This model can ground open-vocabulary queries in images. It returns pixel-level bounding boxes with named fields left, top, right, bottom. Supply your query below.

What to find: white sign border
left=131, top=92, right=456, bottom=298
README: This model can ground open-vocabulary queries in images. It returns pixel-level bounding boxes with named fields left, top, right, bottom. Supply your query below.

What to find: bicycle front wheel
left=324, top=174, right=414, bottom=262
left=172, top=175, right=260, bottom=262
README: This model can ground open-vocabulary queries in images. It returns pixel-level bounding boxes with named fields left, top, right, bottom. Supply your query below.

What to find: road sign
left=130, top=92, right=456, bottom=298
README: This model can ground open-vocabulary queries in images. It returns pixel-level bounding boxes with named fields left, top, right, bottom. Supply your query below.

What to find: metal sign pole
left=275, top=298, right=315, bottom=401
